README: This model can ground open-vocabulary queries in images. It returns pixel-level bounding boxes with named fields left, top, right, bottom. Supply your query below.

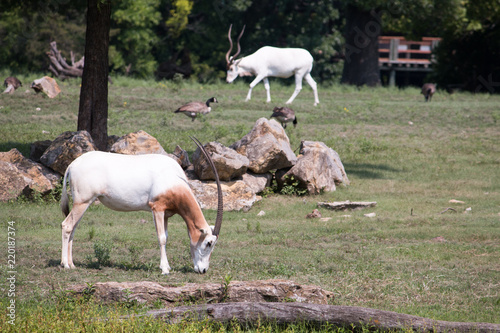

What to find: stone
left=0, top=149, right=61, bottom=201
left=69, top=279, right=334, bottom=306
left=171, top=145, right=191, bottom=169
left=231, top=118, right=297, bottom=173
left=106, top=135, right=120, bottom=151
left=306, top=209, right=322, bottom=219
left=241, top=172, right=272, bottom=194
left=40, top=131, right=96, bottom=174
left=188, top=179, right=261, bottom=212
left=30, top=140, right=52, bottom=163
left=30, top=76, right=61, bottom=98
left=193, top=141, right=249, bottom=181
left=279, top=141, right=349, bottom=194
left=110, top=130, right=167, bottom=155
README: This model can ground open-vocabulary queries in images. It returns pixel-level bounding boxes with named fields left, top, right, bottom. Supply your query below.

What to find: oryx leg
left=286, top=73, right=304, bottom=105
left=305, top=73, right=320, bottom=106
left=263, top=77, right=271, bottom=102
left=61, top=202, right=91, bottom=269
left=246, top=74, right=267, bottom=102
left=153, top=209, right=171, bottom=275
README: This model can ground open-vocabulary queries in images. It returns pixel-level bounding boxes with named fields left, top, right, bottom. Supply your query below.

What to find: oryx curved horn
left=225, top=24, right=234, bottom=65
left=226, top=24, right=246, bottom=66
left=190, top=136, right=223, bottom=236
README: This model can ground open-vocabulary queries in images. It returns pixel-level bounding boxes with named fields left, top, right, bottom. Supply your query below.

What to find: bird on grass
left=270, top=106, right=297, bottom=129
left=174, top=97, right=218, bottom=121
left=421, top=83, right=436, bottom=102
left=3, top=76, right=22, bottom=94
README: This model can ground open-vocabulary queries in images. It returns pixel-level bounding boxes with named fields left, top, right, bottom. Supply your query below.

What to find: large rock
left=171, top=145, right=191, bottom=169
left=188, top=179, right=260, bottom=212
left=193, top=141, right=249, bottom=181
left=231, top=118, right=297, bottom=173
left=69, top=279, right=334, bottom=306
left=110, top=130, right=167, bottom=155
left=30, top=76, right=61, bottom=98
left=241, top=172, right=272, bottom=194
left=30, top=140, right=52, bottom=163
left=40, top=131, right=96, bottom=174
left=0, top=149, right=61, bottom=201
left=279, top=141, right=349, bottom=194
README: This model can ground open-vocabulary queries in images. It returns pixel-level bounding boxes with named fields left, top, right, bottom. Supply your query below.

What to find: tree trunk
left=341, top=5, right=381, bottom=86
left=147, top=302, right=500, bottom=333
left=77, top=0, right=111, bottom=151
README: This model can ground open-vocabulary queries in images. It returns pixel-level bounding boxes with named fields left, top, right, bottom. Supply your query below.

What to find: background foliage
left=0, top=0, right=498, bottom=89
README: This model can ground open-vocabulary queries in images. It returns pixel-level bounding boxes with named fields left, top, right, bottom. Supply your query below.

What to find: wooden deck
left=379, top=36, right=441, bottom=86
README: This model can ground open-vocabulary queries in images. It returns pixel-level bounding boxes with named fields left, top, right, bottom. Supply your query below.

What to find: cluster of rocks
left=0, top=117, right=349, bottom=211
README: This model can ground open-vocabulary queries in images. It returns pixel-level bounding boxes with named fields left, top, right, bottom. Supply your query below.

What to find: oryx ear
left=210, top=225, right=215, bottom=233
left=235, top=59, right=242, bottom=66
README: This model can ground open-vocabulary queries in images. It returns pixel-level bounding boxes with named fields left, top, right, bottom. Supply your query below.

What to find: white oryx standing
left=60, top=137, right=223, bottom=275
left=225, top=25, right=319, bottom=106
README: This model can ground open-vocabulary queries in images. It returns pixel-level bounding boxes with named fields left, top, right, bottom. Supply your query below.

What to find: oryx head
left=226, top=24, right=246, bottom=83
left=189, top=137, right=223, bottom=274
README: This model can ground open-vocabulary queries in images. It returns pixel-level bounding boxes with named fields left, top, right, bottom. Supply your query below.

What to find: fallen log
left=69, top=279, right=333, bottom=306
left=318, top=200, right=377, bottom=211
left=46, top=41, right=112, bottom=83
left=47, top=41, right=84, bottom=80
left=145, top=302, right=500, bottom=333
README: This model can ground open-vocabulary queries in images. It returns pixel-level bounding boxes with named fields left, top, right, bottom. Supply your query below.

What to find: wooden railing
left=378, top=36, right=441, bottom=85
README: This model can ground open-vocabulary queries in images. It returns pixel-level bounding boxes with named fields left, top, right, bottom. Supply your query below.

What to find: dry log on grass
left=47, top=41, right=84, bottom=80
left=145, top=302, right=500, bottom=333
left=318, top=200, right=377, bottom=211
left=46, top=41, right=112, bottom=83
left=69, top=279, right=333, bottom=306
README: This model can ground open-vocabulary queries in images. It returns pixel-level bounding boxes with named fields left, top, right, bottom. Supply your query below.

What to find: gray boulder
left=279, top=141, right=349, bottom=194
left=231, top=118, right=297, bottom=173
left=193, top=141, right=249, bottom=181
left=241, top=172, right=272, bottom=194
left=0, top=149, right=61, bottom=201
left=40, top=131, right=96, bottom=174
left=188, top=179, right=260, bottom=212
left=110, top=130, right=167, bottom=155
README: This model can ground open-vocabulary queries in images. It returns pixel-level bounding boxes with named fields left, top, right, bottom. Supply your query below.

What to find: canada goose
left=3, top=76, right=22, bottom=94
left=270, top=106, right=297, bottom=128
left=421, top=83, right=436, bottom=102
left=174, top=97, right=218, bottom=121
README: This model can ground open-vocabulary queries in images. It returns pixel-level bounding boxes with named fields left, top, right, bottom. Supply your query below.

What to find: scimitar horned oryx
left=225, top=24, right=320, bottom=106
left=60, top=136, right=223, bottom=274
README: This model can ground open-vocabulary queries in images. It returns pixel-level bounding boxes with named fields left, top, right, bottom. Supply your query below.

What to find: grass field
left=0, top=73, right=499, bottom=331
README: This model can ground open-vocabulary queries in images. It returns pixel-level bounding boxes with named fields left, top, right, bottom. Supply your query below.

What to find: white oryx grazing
left=225, top=25, right=320, bottom=106
left=60, top=137, right=223, bottom=275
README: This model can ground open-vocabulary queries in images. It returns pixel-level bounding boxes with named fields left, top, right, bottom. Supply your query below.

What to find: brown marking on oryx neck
left=149, top=186, right=210, bottom=244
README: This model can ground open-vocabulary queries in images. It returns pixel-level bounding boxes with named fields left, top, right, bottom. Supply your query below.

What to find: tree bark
left=147, top=302, right=500, bottom=333
left=341, top=5, right=381, bottom=86
left=77, top=0, right=111, bottom=151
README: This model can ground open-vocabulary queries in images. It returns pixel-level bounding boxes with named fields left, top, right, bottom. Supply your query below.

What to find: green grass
left=0, top=72, right=499, bottom=331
